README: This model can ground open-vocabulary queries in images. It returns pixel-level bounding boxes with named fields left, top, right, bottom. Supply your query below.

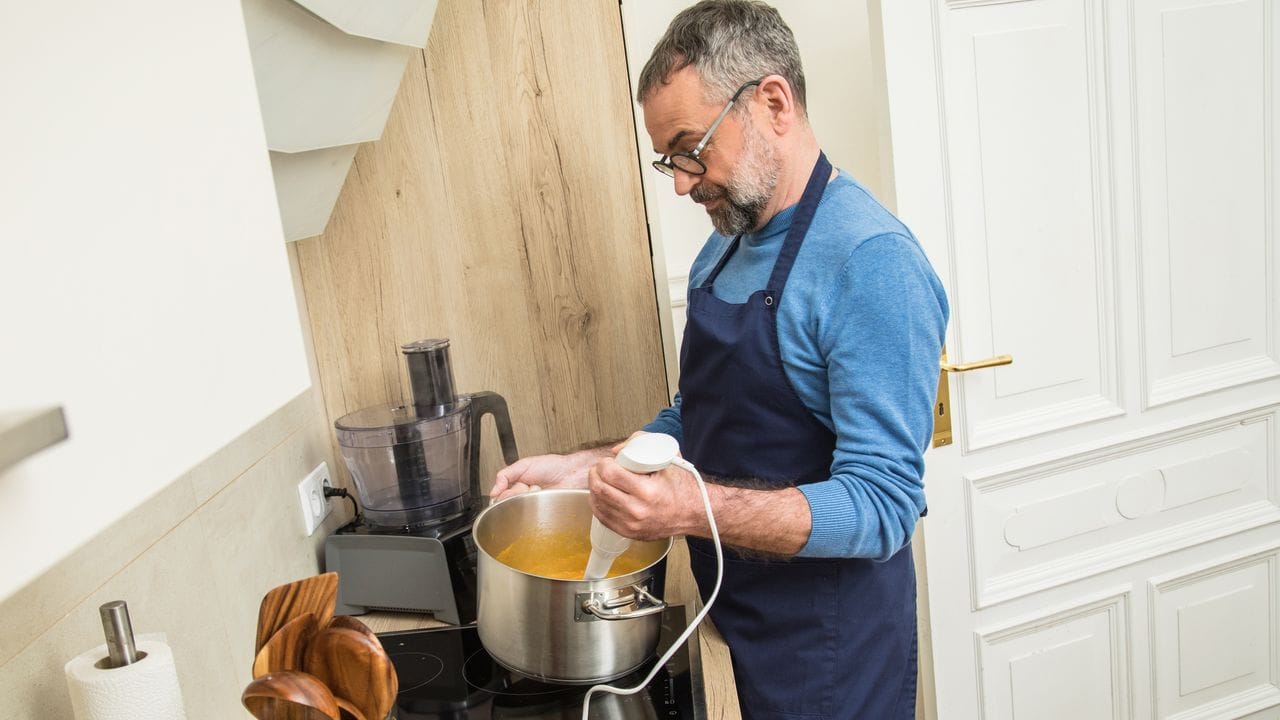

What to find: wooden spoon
left=325, top=615, right=379, bottom=644
left=242, top=671, right=341, bottom=720
left=303, top=626, right=398, bottom=720
left=256, top=573, right=339, bottom=652
left=335, top=698, right=369, bottom=720
left=252, top=613, right=318, bottom=678
left=324, top=617, right=385, bottom=720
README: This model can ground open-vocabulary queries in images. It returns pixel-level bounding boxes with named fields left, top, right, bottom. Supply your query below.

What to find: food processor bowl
left=335, top=396, right=473, bottom=530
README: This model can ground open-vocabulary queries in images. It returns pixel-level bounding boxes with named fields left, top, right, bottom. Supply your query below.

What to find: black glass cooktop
left=378, top=605, right=705, bottom=720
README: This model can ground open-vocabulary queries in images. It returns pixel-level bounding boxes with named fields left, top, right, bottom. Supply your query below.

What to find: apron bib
left=680, top=153, right=917, bottom=720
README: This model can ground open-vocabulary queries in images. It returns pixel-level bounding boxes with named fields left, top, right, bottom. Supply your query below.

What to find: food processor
left=324, top=338, right=519, bottom=624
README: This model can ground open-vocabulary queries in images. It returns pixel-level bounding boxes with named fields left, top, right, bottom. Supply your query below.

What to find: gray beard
left=703, top=192, right=764, bottom=236
left=695, top=121, right=779, bottom=236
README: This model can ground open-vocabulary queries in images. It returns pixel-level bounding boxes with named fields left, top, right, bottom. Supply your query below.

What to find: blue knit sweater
left=644, top=171, right=948, bottom=561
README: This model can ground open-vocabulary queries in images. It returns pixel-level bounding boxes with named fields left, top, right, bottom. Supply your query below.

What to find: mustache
left=690, top=185, right=724, bottom=204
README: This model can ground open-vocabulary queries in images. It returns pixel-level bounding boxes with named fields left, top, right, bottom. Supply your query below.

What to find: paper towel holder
left=94, top=600, right=148, bottom=670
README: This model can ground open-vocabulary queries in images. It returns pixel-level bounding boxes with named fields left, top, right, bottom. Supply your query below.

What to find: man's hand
left=586, top=456, right=701, bottom=541
left=491, top=431, right=657, bottom=502
left=588, top=454, right=815, bottom=555
left=491, top=448, right=608, bottom=501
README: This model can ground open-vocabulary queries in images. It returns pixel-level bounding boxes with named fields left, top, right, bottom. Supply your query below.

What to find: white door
left=881, top=1, right=1280, bottom=718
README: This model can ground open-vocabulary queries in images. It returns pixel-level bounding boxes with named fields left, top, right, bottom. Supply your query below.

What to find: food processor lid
left=401, top=338, right=450, bottom=354
left=334, top=395, right=472, bottom=448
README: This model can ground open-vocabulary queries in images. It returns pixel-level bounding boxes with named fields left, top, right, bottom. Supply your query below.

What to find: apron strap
left=701, top=235, right=743, bottom=288
left=765, top=151, right=832, bottom=298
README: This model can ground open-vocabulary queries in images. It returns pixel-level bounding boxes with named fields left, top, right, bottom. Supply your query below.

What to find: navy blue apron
left=680, top=152, right=917, bottom=720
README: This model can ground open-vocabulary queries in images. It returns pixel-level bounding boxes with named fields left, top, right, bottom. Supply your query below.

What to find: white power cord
left=580, top=456, right=723, bottom=720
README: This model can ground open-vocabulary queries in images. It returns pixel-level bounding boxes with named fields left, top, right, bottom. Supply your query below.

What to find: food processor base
left=324, top=518, right=478, bottom=625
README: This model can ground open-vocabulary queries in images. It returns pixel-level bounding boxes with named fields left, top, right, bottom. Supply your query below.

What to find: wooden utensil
left=252, top=612, right=318, bottom=678
left=256, top=573, right=339, bottom=652
left=326, top=615, right=379, bottom=644
left=303, top=626, right=398, bottom=720
left=324, top=617, right=384, bottom=720
left=242, top=670, right=341, bottom=720
left=334, top=698, right=369, bottom=720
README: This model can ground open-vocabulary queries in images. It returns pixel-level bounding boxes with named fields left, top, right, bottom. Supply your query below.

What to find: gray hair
left=637, top=0, right=806, bottom=114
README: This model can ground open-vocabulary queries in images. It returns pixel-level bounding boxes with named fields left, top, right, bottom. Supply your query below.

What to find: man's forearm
left=565, top=437, right=628, bottom=455
left=681, top=482, right=812, bottom=557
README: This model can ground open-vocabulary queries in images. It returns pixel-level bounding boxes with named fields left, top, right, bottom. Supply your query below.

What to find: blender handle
left=463, top=391, right=520, bottom=503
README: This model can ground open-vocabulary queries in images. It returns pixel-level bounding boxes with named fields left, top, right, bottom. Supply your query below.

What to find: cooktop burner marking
left=462, top=649, right=594, bottom=698
left=387, top=651, right=445, bottom=692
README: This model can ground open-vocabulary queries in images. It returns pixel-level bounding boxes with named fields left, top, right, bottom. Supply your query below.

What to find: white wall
left=620, top=0, right=891, bottom=377
left=0, top=1, right=310, bottom=600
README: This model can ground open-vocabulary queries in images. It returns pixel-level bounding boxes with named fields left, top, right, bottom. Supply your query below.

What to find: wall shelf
left=0, top=406, right=68, bottom=473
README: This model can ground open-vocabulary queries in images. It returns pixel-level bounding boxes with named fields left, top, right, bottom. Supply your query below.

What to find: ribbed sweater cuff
left=796, top=481, right=858, bottom=558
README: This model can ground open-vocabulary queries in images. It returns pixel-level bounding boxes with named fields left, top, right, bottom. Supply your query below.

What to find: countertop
left=361, top=538, right=740, bottom=720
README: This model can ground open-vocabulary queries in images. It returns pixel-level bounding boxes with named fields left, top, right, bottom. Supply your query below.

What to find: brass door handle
left=932, top=351, right=1012, bottom=448
left=940, top=354, right=1013, bottom=372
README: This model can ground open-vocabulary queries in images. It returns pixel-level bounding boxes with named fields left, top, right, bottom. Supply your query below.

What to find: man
left=491, top=2, right=947, bottom=717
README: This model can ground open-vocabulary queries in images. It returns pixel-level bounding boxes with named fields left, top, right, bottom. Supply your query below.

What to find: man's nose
left=673, top=169, right=699, bottom=197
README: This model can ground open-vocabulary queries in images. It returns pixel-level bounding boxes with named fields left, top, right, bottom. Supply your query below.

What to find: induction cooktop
left=377, top=604, right=706, bottom=720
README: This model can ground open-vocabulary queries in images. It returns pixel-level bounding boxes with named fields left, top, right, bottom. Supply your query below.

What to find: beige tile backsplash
left=0, top=387, right=348, bottom=719
left=194, top=400, right=339, bottom=676
left=0, top=473, right=198, bottom=667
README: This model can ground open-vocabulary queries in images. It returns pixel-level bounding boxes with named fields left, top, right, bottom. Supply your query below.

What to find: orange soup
left=494, top=528, right=651, bottom=579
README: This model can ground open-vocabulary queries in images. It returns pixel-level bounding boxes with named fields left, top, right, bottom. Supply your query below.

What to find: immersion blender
left=580, top=432, right=724, bottom=720
left=583, top=433, right=682, bottom=579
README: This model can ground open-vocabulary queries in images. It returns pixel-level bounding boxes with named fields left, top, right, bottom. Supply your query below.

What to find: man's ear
left=755, top=74, right=799, bottom=136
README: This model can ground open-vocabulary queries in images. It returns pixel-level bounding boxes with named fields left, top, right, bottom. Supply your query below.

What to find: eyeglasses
left=652, top=79, right=763, bottom=178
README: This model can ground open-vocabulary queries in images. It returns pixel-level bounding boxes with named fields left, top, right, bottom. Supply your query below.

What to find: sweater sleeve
left=796, top=233, right=948, bottom=561
left=642, top=392, right=684, bottom=444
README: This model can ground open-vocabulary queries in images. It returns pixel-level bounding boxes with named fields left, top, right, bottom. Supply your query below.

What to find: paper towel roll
left=64, top=632, right=187, bottom=720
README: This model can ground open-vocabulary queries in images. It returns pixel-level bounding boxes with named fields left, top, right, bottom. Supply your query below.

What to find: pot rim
left=474, top=488, right=673, bottom=582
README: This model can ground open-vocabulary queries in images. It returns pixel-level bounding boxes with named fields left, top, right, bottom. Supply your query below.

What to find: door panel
left=939, top=0, right=1122, bottom=450
left=977, top=592, right=1130, bottom=720
left=968, top=407, right=1278, bottom=609
left=1134, top=0, right=1279, bottom=408
left=1150, top=548, right=1280, bottom=718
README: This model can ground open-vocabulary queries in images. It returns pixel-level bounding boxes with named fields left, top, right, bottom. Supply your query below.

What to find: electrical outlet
left=297, top=462, right=333, bottom=536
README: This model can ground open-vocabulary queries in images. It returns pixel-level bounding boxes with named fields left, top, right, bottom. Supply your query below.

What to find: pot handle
left=581, top=585, right=667, bottom=621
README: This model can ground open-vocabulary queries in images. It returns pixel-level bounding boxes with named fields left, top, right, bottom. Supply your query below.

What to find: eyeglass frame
left=651, top=78, right=764, bottom=178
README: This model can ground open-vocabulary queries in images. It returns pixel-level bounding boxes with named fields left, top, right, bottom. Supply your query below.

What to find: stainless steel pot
left=473, top=489, right=672, bottom=683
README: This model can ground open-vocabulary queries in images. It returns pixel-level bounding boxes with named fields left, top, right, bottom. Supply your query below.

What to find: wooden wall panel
left=295, top=0, right=667, bottom=488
